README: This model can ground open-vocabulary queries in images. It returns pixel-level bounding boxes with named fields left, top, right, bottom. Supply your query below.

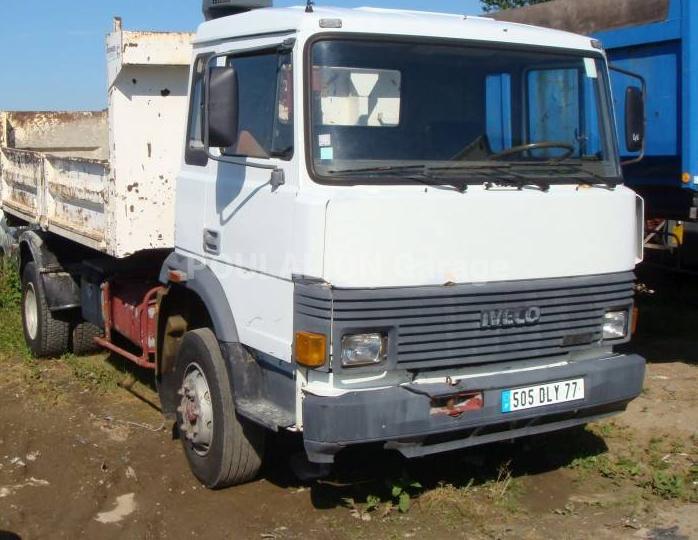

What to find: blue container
left=594, top=0, right=698, bottom=219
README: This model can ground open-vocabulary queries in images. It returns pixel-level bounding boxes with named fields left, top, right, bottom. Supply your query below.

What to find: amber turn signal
left=295, top=331, right=327, bottom=368
left=631, top=306, right=639, bottom=335
left=682, top=172, right=692, bottom=184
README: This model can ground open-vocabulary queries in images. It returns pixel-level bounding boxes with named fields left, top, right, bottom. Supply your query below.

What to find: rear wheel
left=21, top=262, right=70, bottom=358
left=71, top=321, right=104, bottom=356
left=175, top=328, right=265, bottom=489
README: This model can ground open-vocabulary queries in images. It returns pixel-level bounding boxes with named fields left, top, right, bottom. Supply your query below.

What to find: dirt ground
left=0, top=269, right=696, bottom=540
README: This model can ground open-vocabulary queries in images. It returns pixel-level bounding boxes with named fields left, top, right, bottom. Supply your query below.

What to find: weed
left=650, top=470, right=686, bottom=500
left=0, top=257, right=21, bottom=309
left=64, top=353, right=121, bottom=392
left=387, top=474, right=423, bottom=513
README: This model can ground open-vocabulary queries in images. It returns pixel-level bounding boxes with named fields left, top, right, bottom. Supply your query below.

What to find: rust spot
left=160, top=89, right=170, bottom=97
left=129, top=205, right=134, bottom=213
left=132, top=78, right=138, bottom=85
left=147, top=143, right=152, bottom=158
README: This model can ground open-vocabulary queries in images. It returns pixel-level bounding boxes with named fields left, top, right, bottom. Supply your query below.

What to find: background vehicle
left=0, top=1, right=647, bottom=489
left=493, top=0, right=698, bottom=268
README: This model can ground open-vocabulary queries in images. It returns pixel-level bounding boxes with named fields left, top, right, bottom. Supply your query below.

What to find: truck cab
left=159, top=3, right=646, bottom=486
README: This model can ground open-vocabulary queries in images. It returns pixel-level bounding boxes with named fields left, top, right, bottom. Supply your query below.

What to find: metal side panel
left=0, top=147, right=44, bottom=223
left=44, top=155, right=109, bottom=249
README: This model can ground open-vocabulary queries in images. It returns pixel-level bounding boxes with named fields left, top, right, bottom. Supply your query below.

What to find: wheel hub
left=178, top=364, right=214, bottom=456
left=24, top=283, right=38, bottom=340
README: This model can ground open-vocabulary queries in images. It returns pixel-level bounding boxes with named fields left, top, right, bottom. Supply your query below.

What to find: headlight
left=341, top=333, right=386, bottom=367
left=603, top=311, right=628, bottom=340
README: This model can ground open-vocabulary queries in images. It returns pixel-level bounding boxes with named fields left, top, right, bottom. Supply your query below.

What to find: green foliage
left=480, top=0, right=552, bottom=14
left=365, top=494, right=381, bottom=512
left=0, top=258, right=29, bottom=360
left=0, top=257, right=21, bottom=309
left=650, top=471, right=686, bottom=500
left=387, top=474, right=423, bottom=513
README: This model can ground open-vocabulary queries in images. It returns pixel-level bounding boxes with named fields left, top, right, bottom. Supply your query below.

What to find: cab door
left=202, top=38, right=298, bottom=361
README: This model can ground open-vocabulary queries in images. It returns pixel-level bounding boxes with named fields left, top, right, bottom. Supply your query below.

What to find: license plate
left=501, top=378, right=585, bottom=413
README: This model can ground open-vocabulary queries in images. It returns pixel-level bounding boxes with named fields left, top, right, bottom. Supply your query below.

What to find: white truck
left=0, top=0, right=647, bottom=489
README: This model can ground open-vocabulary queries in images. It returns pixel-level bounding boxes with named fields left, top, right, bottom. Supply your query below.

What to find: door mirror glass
left=625, top=86, right=645, bottom=152
left=207, top=66, right=239, bottom=148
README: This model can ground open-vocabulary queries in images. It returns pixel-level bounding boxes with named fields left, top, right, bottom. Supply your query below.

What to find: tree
left=480, top=0, right=552, bottom=13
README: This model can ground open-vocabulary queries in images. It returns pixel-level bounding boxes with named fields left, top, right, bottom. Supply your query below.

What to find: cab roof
left=194, top=5, right=598, bottom=53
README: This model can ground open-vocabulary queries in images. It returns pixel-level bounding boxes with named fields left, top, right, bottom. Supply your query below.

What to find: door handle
left=203, top=229, right=220, bottom=255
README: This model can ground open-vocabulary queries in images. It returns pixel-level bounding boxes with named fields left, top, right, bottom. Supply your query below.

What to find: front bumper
left=303, top=353, right=646, bottom=463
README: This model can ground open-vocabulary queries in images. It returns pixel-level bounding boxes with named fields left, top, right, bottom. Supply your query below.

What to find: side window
left=185, top=55, right=210, bottom=166
left=224, top=50, right=294, bottom=160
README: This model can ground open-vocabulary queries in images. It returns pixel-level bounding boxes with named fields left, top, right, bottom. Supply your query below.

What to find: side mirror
left=610, top=65, right=646, bottom=166
left=206, top=66, right=239, bottom=149
left=625, top=86, right=645, bottom=152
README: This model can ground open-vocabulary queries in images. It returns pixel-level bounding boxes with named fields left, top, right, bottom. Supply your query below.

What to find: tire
left=21, top=262, right=70, bottom=358
left=175, top=328, right=265, bottom=489
left=71, top=321, right=103, bottom=356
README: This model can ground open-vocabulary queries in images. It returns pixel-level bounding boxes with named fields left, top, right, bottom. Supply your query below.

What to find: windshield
left=308, top=38, right=620, bottom=185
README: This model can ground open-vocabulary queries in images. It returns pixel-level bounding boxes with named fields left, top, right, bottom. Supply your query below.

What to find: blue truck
left=494, top=0, right=698, bottom=266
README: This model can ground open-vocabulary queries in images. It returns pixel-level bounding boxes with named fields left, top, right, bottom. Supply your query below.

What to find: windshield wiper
left=328, top=164, right=426, bottom=175
left=427, top=164, right=551, bottom=192
left=511, top=162, right=618, bottom=190
left=327, top=165, right=469, bottom=193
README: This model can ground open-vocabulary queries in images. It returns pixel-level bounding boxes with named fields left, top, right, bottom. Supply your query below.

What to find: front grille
left=294, top=272, right=634, bottom=371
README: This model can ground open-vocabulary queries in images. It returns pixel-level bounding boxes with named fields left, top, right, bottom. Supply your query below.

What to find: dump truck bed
left=0, top=22, right=193, bottom=258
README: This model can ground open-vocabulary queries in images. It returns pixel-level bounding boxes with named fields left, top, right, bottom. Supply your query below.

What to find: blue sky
left=0, top=0, right=483, bottom=111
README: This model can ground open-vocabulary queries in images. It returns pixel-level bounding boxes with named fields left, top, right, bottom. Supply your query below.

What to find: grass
left=569, top=423, right=698, bottom=503
left=0, top=260, right=131, bottom=395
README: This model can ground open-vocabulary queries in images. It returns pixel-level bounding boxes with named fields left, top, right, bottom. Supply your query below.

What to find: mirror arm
left=205, top=149, right=286, bottom=189
left=610, top=65, right=647, bottom=167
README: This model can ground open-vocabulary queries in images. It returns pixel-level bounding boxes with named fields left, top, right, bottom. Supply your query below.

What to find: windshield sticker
left=584, top=58, right=598, bottom=79
left=320, top=146, right=334, bottom=160
left=319, top=134, right=332, bottom=147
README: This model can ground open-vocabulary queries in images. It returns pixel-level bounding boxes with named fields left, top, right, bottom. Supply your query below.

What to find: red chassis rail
left=94, top=281, right=164, bottom=369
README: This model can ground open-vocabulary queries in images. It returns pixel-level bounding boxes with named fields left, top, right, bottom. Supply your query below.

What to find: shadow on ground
left=260, top=425, right=608, bottom=511
left=75, top=263, right=697, bottom=513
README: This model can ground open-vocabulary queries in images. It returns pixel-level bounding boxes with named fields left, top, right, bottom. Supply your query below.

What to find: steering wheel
left=490, top=141, right=575, bottom=162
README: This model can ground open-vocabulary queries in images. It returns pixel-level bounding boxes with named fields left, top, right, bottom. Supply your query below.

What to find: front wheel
left=175, top=328, right=265, bottom=489
left=21, top=262, right=70, bottom=358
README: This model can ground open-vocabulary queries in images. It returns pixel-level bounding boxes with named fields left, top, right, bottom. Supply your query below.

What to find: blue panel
left=485, top=74, right=512, bottom=152
left=528, top=69, right=579, bottom=156
left=682, top=0, right=698, bottom=191
left=595, top=0, right=698, bottom=193
left=607, top=43, right=680, bottom=158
